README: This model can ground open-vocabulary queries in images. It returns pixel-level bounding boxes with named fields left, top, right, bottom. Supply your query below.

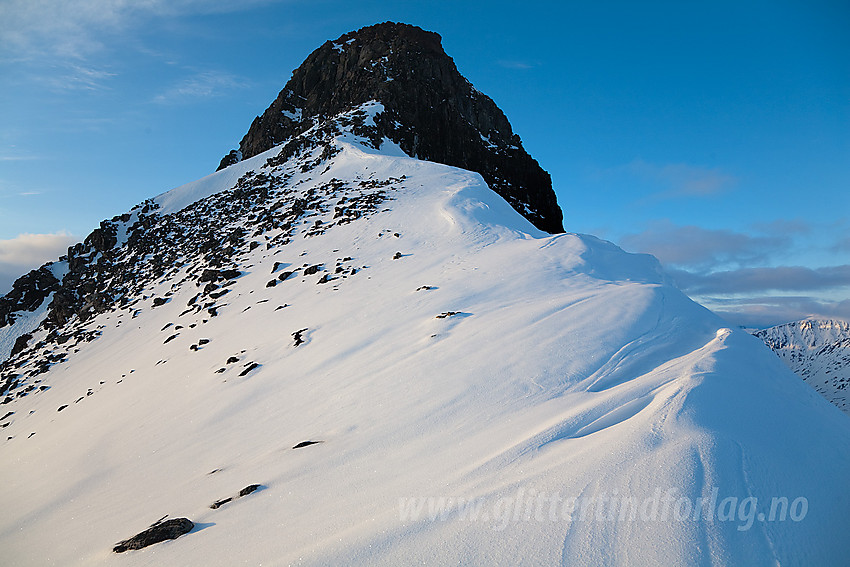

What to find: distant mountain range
left=753, top=318, right=850, bottom=415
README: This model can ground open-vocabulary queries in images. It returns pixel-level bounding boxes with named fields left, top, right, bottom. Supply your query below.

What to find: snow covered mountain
left=753, top=319, right=850, bottom=415
left=1, top=23, right=849, bottom=567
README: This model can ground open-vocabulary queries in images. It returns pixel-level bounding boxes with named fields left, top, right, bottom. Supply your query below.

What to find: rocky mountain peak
left=219, top=22, right=564, bottom=234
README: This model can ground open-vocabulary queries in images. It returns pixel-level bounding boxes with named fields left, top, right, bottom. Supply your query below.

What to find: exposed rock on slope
left=218, top=22, right=563, bottom=234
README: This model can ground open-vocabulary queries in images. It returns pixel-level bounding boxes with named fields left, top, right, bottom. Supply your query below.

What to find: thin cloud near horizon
left=0, top=231, right=78, bottom=295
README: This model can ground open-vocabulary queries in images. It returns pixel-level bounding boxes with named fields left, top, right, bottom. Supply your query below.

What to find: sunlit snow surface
left=1, top=137, right=849, bottom=566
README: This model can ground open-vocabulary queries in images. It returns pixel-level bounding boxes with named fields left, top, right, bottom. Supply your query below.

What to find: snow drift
left=1, top=114, right=848, bottom=565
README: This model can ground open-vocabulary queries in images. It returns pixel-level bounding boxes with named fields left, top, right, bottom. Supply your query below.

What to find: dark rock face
left=217, top=149, right=241, bottom=171
left=10, top=334, right=32, bottom=358
left=113, top=517, right=194, bottom=553
left=0, top=266, right=61, bottom=327
left=239, top=484, right=261, bottom=497
left=219, top=22, right=563, bottom=234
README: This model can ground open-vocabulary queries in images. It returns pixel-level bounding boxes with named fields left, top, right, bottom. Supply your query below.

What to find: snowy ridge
left=0, top=107, right=848, bottom=566
left=753, top=319, right=850, bottom=415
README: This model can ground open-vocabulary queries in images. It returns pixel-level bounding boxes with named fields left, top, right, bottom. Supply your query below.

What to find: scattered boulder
left=393, top=252, right=403, bottom=260
left=209, top=497, right=232, bottom=510
left=112, top=517, right=194, bottom=553
left=292, top=328, right=307, bottom=347
left=10, top=333, right=32, bottom=357
left=436, top=311, right=459, bottom=319
left=239, top=362, right=259, bottom=376
left=199, top=269, right=220, bottom=283
left=199, top=268, right=241, bottom=283
left=152, top=297, right=168, bottom=307
left=209, top=484, right=262, bottom=509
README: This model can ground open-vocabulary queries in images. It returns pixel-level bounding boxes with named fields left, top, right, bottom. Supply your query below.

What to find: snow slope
left=1, top=130, right=849, bottom=566
left=753, top=319, right=850, bottom=415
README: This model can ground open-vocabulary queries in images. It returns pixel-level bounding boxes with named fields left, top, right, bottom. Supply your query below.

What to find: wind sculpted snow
left=1, top=108, right=848, bottom=566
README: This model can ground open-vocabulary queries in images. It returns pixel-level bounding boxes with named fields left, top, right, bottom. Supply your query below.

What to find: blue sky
left=0, top=0, right=848, bottom=327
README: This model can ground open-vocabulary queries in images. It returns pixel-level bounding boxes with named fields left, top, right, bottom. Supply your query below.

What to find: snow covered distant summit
left=1, top=24, right=849, bottom=567
left=753, top=319, right=850, bottom=415
left=218, top=22, right=563, bottom=234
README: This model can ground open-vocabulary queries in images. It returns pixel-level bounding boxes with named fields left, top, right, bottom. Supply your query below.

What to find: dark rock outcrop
left=218, top=22, right=563, bottom=234
left=113, top=517, right=194, bottom=553
left=0, top=266, right=61, bottom=327
left=10, top=333, right=32, bottom=358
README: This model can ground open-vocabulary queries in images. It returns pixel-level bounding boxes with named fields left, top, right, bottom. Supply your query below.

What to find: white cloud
left=153, top=71, right=246, bottom=104
left=0, top=0, right=286, bottom=59
left=0, top=232, right=77, bottom=295
left=625, top=159, right=738, bottom=198
left=594, top=159, right=738, bottom=200
left=704, top=295, right=850, bottom=329
left=49, top=64, right=118, bottom=91
left=620, top=220, right=850, bottom=327
left=0, top=231, right=77, bottom=266
left=497, top=60, right=537, bottom=70
left=0, top=155, right=41, bottom=162
left=668, top=265, right=850, bottom=295
left=620, top=220, right=788, bottom=270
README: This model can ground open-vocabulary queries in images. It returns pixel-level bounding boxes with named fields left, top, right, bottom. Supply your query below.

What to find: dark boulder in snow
left=239, top=362, right=259, bottom=376
left=210, top=484, right=262, bottom=509
left=292, top=328, right=307, bottom=347
left=10, top=333, right=32, bottom=357
left=112, top=517, right=194, bottom=553
left=199, top=269, right=220, bottom=283
left=239, top=484, right=261, bottom=497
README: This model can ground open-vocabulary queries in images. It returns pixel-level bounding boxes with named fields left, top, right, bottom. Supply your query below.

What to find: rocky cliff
left=218, top=22, right=563, bottom=234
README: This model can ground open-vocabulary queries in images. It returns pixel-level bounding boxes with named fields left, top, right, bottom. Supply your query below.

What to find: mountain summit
left=218, top=22, right=564, bottom=234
